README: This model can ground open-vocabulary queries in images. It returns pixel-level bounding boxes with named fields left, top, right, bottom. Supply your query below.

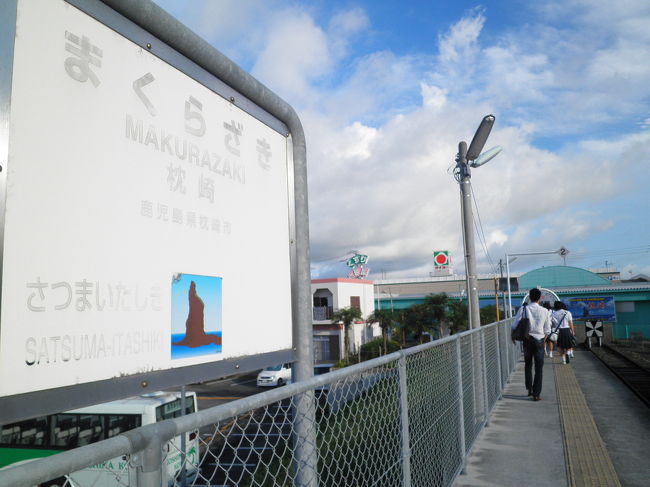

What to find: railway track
left=590, top=344, right=650, bottom=408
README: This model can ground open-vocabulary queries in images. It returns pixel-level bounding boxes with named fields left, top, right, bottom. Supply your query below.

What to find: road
left=175, top=371, right=263, bottom=410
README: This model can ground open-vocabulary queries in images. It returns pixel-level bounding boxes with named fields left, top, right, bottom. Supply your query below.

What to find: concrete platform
left=554, top=350, right=620, bottom=486
left=454, top=352, right=567, bottom=487
left=571, top=348, right=650, bottom=487
left=453, top=345, right=650, bottom=487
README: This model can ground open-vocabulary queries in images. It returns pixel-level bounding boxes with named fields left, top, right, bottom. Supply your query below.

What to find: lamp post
left=505, top=247, right=568, bottom=317
left=455, top=115, right=501, bottom=329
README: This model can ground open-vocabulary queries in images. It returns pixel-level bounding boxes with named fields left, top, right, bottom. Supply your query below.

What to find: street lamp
left=505, top=247, right=569, bottom=318
left=455, top=115, right=502, bottom=329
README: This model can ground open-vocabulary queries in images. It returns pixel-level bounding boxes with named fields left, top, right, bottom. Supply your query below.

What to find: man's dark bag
left=511, top=304, right=530, bottom=343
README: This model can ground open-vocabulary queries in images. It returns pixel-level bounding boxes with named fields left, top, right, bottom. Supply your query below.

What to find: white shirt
left=511, top=302, right=551, bottom=340
left=551, top=310, right=573, bottom=329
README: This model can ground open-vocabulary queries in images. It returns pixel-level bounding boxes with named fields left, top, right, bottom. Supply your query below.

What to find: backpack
left=511, top=304, right=530, bottom=343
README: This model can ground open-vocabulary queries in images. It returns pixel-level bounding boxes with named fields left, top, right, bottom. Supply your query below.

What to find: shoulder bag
left=511, top=304, right=530, bottom=343
left=548, top=312, right=566, bottom=343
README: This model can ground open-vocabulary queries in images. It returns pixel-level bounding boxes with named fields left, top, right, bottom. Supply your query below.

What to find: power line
left=470, top=185, right=498, bottom=275
left=473, top=215, right=496, bottom=275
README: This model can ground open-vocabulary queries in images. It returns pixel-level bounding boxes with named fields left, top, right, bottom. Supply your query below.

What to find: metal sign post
left=505, top=249, right=566, bottom=317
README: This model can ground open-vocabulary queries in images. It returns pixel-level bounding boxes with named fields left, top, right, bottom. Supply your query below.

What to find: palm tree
left=331, top=306, right=363, bottom=361
left=480, top=304, right=498, bottom=325
left=402, top=304, right=434, bottom=344
left=392, top=309, right=409, bottom=346
left=447, top=299, right=469, bottom=334
left=423, top=294, right=450, bottom=338
left=366, top=309, right=396, bottom=354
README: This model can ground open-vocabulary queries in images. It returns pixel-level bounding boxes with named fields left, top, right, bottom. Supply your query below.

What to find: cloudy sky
left=155, top=0, right=650, bottom=280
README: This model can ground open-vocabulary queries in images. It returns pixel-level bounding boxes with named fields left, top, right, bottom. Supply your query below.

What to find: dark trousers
left=524, top=338, right=545, bottom=397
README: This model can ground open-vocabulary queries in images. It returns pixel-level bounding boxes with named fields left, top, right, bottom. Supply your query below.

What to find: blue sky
left=155, top=0, right=650, bottom=279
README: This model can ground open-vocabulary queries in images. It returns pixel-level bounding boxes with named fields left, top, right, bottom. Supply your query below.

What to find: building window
left=313, top=336, right=331, bottom=361
left=313, top=290, right=334, bottom=320
left=350, top=296, right=360, bottom=310
left=616, top=302, right=635, bottom=313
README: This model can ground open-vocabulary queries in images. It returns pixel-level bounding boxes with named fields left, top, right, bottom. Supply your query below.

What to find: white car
left=257, top=363, right=293, bottom=387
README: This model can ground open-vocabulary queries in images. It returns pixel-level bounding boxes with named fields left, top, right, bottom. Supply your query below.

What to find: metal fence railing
left=0, top=319, right=517, bottom=487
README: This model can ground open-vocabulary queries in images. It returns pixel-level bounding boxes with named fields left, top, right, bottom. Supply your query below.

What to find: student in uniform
left=552, top=301, right=575, bottom=364
left=542, top=302, right=554, bottom=358
left=511, top=288, right=551, bottom=400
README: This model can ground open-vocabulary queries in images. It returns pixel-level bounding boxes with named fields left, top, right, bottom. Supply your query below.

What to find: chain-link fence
left=0, top=320, right=517, bottom=487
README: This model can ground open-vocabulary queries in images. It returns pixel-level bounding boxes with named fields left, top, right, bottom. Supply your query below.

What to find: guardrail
left=312, top=306, right=333, bottom=320
left=0, top=319, right=517, bottom=487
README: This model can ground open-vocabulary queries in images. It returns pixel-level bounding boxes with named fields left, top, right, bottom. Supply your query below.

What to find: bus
left=0, top=391, right=200, bottom=486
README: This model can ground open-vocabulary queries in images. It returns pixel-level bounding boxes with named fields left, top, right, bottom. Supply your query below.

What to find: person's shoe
left=527, top=389, right=533, bottom=396
left=562, top=357, right=566, bottom=364
left=549, top=351, right=553, bottom=358
left=569, top=350, right=574, bottom=358
left=566, top=354, right=570, bottom=364
left=533, top=396, right=541, bottom=401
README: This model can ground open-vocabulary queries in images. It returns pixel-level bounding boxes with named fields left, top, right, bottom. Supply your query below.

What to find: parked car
left=257, top=363, right=292, bottom=387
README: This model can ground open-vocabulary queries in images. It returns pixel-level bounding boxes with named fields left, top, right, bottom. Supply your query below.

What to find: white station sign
left=0, top=0, right=293, bottom=397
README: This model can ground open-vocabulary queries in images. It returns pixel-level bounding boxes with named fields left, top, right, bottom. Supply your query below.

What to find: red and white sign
left=434, top=251, right=449, bottom=266
left=433, top=251, right=451, bottom=276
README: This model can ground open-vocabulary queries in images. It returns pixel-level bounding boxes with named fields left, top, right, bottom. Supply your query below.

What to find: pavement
left=454, top=346, right=650, bottom=487
left=454, top=351, right=567, bottom=487
left=572, top=349, right=650, bottom=487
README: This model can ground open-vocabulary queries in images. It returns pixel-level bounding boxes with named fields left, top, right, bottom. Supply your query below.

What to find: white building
left=312, top=278, right=380, bottom=363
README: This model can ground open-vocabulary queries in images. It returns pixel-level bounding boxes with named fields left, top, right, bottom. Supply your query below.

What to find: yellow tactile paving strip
left=554, top=358, right=622, bottom=487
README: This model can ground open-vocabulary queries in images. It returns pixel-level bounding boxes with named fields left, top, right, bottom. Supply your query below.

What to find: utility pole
left=498, top=259, right=505, bottom=318
left=494, top=277, right=500, bottom=321
left=454, top=115, right=499, bottom=329
left=458, top=141, right=481, bottom=329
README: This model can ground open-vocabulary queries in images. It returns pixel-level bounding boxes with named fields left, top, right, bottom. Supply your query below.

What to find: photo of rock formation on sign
left=173, top=281, right=221, bottom=347
left=171, top=274, right=222, bottom=360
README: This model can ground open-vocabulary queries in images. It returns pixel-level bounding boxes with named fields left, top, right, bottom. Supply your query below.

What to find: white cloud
left=482, top=46, right=553, bottom=108
left=437, top=9, right=485, bottom=64
left=420, top=84, right=447, bottom=110
left=317, top=50, right=424, bottom=123
left=488, top=230, right=508, bottom=247
left=153, top=0, right=274, bottom=65
left=327, top=9, right=370, bottom=62
left=252, top=13, right=332, bottom=102
left=329, top=8, right=369, bottom=35
left=431, top=10, right=486, bottom=95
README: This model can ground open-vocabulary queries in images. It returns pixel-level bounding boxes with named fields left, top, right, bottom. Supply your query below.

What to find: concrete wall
left=311, top=278, right=379, bottom=362
left=311, top=278, right=375, bottom=319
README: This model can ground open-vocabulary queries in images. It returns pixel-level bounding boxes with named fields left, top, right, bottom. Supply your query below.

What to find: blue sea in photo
left=171, top=333, right=223, bottom=359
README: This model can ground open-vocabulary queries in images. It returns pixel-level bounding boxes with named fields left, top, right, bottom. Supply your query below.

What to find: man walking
left=512, top=288, right=551, bottom=401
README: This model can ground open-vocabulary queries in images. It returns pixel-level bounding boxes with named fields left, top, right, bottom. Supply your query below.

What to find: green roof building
left=375, top=266, right=650, bottom=340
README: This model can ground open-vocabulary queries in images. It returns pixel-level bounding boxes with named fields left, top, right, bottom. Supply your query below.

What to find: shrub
left=359, top=338, right=402, bottom=361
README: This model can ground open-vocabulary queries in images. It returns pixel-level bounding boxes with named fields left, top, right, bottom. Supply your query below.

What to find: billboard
left=565, top=297, right=616, bottom=322
left=0, top=0, right=294, bottom=401
left=498, top=277, right=519, bottom=292
left=433, top=250, right=451, bottom=276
